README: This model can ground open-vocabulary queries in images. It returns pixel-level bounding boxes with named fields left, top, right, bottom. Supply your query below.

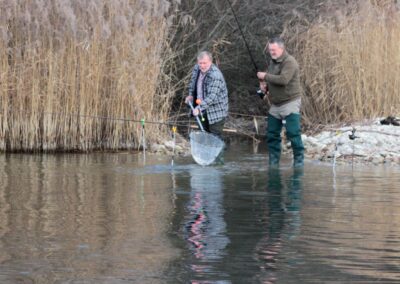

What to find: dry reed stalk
left=296, top=1, right=400, bottom=125
left=0, top=0, right=178, bottom=152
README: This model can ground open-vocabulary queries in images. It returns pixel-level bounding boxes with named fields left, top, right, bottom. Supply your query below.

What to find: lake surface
left=1, top=142, right=400, bottom=283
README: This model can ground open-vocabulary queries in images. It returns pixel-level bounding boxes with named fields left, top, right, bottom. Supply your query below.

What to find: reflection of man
left=256, top=168, right=284, bottom=278
left=184, top=167, right=229, bottom=279
left=257, top=37, right=305, bottom=168
left=256, top=168, right=303, bottom=282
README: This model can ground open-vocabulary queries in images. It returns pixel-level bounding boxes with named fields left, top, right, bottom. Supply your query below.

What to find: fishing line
left=39, top=111, right=189, bottom=127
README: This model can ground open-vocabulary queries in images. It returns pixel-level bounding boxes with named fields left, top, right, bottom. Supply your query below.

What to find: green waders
left=267, top=113, right=304, bottom=167
left=285, top=113, right=304, bottom=167
left=267, top=115, right=283, bottom=167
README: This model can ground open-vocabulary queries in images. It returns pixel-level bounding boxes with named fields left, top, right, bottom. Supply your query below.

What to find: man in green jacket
left=257, top=37, right=304, bottom=167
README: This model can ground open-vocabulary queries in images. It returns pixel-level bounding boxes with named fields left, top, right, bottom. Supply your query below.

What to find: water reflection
left=2, top=148, right=400, bottom=283
left=299, top=166, right=400, bottom=282
left=0, top=153, right=176, bottom=284
left=255, top=168, right=303, bottom=283
left=184, top=167, right=229, bottom=283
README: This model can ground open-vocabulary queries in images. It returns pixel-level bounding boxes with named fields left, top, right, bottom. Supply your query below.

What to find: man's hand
left=257, top=72, right=267, bottom=80
left=192, top=108, right=200, bottom=116
left=185, top=96, right=193, bottom=104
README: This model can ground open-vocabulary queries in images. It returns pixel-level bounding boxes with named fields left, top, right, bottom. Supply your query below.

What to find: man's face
left=268, top=43, right=284, bottom=60
left=198, top=56, right=212, bottom=73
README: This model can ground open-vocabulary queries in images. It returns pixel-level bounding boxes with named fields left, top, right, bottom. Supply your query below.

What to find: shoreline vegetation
left=0, top=1, right=399, bottom=165
left=0, top=0, right=177, bottom=152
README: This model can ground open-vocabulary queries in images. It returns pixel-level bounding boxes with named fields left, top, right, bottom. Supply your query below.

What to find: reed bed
left=296, top=1, right=400, bottom=125
left=0, top=0, right=176, bottom=152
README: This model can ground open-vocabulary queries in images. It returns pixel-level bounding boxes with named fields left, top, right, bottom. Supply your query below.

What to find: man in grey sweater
left=257, top=37, right=304, bottom=167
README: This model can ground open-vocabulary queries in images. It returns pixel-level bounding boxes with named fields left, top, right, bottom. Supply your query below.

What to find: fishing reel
left=348, top=127, right=359, bottom=140
left=256, top=89, right=265, bottom=100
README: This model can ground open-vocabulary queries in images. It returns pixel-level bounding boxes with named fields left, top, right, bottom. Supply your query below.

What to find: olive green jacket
left=264, top=51, right=302, bottom=106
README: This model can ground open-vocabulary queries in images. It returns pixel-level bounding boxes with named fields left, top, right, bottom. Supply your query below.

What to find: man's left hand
left=257, top=72, right=267, bottom=80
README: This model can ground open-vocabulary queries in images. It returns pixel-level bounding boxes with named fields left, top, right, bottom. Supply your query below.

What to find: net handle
left=187, top=101, right=205, bottom=131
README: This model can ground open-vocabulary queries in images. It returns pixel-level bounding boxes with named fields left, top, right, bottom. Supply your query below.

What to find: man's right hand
left=185, top=96, right=193, bottom=104
left=257, top=72, right=267, bottom=80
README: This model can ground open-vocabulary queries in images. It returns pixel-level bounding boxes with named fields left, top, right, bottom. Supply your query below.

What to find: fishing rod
left=225, top=0, right=259, bottom=72
left=225, top=0, right=268, bottom=101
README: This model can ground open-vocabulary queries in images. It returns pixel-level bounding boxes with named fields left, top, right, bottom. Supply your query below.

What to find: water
left=1, top=142, right=400, bottom=283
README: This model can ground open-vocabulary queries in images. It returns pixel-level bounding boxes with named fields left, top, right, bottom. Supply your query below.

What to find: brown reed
left=0, top=0, right=177, bottom=152
left=295, top=1, right=400, bottom=125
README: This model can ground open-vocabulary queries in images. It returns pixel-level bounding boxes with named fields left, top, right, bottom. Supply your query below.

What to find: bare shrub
left=173, top=0, right=400, bottom=126
left=170, top=0, right=328, bottom=115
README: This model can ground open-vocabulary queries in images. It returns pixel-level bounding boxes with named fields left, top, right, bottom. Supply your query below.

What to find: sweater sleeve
left=265, top=59, right=297, bottom=86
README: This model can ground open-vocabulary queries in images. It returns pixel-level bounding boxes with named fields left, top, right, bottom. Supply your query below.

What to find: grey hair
left=268, top=37, right=285, bottom=48
left=197, top=51, right=213, bottom=61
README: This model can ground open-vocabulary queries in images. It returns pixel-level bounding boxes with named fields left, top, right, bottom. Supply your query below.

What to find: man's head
left=197, top=51, right=213, bottom=73
left=267, top=37, right=285, bottom=60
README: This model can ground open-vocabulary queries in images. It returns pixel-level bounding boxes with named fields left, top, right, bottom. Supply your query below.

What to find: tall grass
left=0, top=0, right=176, bottom=152
left=296, top=1, right=400, bottom=125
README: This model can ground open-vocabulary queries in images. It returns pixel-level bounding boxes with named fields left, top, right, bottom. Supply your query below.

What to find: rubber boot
left=267, top=115, right=283, bottom=167
left=285, top=113, right=305, bottom=167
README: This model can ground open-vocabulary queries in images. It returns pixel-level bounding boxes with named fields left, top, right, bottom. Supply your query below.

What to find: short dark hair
left=268, top=37, right=285, bottom=48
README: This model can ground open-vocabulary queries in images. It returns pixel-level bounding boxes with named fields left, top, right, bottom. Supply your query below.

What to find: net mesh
left=189, top=131, right=225, bottom=166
